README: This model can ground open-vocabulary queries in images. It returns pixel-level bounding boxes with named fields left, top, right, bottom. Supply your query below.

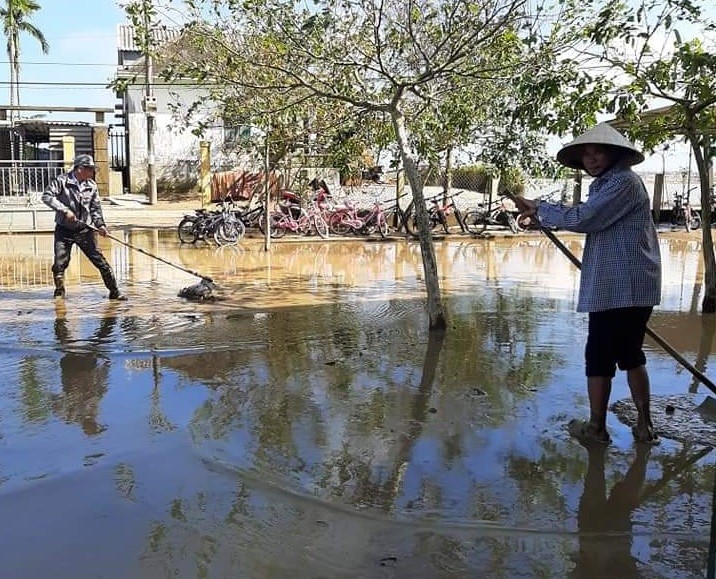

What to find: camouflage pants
left=52, top=226, right=119, bottom=292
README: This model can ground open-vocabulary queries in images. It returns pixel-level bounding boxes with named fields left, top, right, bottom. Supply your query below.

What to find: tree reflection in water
left=0, top=236, right=714, bottom=577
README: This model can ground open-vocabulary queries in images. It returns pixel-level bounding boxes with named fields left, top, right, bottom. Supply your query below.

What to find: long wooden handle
left=85, top=223, right=214, bottom=283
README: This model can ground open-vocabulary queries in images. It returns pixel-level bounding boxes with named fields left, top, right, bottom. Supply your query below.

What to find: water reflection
left=572, top=445, right=649, bottom=578
left=52, top=301, right=117, bottom=435
left=0, top=233, right=713, bottom=577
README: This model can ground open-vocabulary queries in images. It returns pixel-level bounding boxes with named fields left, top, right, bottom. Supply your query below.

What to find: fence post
left=62, top=136, right=75, bottom=173
left=486, top=174, right=500, bottom=208
left=92, top=124, right=109, bottom=198
left=199, top=141, right=211, bottom=208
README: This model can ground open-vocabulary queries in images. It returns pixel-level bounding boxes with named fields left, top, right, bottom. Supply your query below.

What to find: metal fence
left=0, top=160, right=65, bottom=205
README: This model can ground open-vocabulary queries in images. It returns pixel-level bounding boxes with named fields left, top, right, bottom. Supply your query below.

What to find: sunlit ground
left=0, top=229, right=712, bottom=578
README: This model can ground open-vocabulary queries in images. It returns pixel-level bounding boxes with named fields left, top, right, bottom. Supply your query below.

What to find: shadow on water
left=0, top=232, right=713, bottom=577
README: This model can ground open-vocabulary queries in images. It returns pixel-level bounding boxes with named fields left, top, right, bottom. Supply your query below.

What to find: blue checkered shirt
left=537, top=165, right=661, bottom=313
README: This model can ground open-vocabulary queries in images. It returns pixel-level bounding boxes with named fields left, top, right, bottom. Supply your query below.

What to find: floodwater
left=0, top=230, right=714, bottom=578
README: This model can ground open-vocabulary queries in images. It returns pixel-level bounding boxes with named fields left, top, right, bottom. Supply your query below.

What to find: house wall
left=125, top=85, right=255, bottom=196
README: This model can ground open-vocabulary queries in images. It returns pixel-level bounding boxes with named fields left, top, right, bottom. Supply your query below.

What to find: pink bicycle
left=328, top=197, right=388, bottom=238
left=269, top=196, right=330, bottom=239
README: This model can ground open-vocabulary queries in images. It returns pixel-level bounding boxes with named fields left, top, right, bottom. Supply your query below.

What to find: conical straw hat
left=556, top=123, right=644, bottom=170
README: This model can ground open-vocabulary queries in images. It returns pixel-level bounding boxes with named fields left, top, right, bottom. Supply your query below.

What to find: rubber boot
left=102, top=271, right=128, bottom=301
left=53, top=274, right=65, bottom=299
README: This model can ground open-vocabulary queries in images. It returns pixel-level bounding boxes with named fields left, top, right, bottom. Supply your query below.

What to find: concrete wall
left=125, top=85, right=256, bottom=196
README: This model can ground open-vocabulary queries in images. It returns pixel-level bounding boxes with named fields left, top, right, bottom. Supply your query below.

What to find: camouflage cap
left=73, top=154, right=96, bottom=169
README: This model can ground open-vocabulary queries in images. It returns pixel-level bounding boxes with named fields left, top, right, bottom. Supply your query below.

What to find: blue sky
left=6, top=0, right=126, bottom=123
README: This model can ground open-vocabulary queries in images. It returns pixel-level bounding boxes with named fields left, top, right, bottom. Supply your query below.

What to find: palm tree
left=0, top=0, right=48, bottom=160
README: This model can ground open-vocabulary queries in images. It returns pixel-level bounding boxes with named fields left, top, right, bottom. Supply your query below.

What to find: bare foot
left=632, top=424, right=660, bottom=445
left=568, top=419, right=611, bottom=446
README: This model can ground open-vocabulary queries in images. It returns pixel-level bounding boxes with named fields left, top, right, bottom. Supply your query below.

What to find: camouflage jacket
left=42, top=171, right=105, bottom=231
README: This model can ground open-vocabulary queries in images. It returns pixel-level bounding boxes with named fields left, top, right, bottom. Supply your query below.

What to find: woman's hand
left=515, top=197, right=538, bottom=217
left=504, top=193, right=538, bottom=217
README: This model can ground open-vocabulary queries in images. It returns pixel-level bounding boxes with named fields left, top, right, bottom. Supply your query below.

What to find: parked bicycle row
left=176, top=188, right=527, bottom=245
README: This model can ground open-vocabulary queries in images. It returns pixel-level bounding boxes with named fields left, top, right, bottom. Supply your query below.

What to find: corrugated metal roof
left=117, top=23, right=181, bottom=52
left=17, top=119, right=90, bottom=127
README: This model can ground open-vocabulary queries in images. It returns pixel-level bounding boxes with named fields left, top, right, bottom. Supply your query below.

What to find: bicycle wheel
left=687, top=211, right=702, bottom=232
left=214, top=219, right=245, bottom=246
left=178, top=216, right=199, bottom=243
left=462, top=210, right=487, bottom=235
left=382, top=207, right=398, bottom=233
left=377, top=214, right=389, bottom=238
left=397, top=205, right=415, bottom=235
left=329, top=213, right=351, bottom=235
left=516, top=213, right=534, bottom=230
left=404, top=211, right=419, bottom=236
left=312, top=215, right=329, bottom=239
left=269, top=212, right=286, bottom=238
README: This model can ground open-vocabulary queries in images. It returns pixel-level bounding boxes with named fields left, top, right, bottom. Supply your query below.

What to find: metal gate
left=109, top=124, right=129, bottom=193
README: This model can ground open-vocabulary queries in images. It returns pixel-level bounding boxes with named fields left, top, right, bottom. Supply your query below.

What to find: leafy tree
left=0, top=0, right=48, bottom=112
left=0, top=0, right=48, bottom=162
left=129, top=0, right=594, bottom=330
left=562, top=0, right=716, bottom=311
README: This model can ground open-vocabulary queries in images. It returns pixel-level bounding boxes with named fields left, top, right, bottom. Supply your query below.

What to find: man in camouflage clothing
left=42, top=154, right=127, bottom=301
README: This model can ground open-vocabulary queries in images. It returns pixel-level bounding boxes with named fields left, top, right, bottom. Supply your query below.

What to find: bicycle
left=234, top=200, right=267, bottom=233
left=410, top=190, right=475, bottom=235
left=670, top=191, right=701, bottom=232
left=177, top=199, right=246, bottom=245
left=269, top=198, right=329, bottom=239
left=381, top=193, right=414, bottom=236
left=328, top=196, right=389, bottom=238
left=405, top=191, right=450, bottom=237
left=462, top=196, right=520, bottom=235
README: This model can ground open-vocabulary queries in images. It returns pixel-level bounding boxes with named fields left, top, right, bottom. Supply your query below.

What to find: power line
left=0, top=60, right=116, bottom=66
left=0, top=81, right=113, bottom=87
left=0, top=79, right=231, bottom=88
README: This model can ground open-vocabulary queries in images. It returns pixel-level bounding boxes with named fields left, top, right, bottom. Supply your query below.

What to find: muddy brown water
left=0, top=229, right=713, bottom=578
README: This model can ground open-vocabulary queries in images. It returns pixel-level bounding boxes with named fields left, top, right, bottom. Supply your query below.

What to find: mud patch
left=612, top=394, right=716, bottom=447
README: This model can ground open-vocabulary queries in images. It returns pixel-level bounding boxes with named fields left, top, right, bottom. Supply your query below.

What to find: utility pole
left=143, top=3, right=158, bottom=205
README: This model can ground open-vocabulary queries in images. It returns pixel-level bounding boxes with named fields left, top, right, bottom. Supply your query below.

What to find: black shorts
left=585, top=307, right=653, bottom=378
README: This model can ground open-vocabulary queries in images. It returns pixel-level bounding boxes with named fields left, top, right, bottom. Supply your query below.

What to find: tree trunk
left=8, top=36, right=17, bottom=164
left=690, top=136, right=716, bottom=313
left=390, top=110, right=447, bottom=331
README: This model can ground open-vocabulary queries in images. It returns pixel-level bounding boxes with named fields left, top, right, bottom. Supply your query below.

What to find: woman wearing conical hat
left=513, top=123, right=661, bottom=446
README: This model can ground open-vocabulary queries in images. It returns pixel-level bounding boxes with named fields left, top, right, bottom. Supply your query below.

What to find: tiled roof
left=116, top=23, right=181, bottom=52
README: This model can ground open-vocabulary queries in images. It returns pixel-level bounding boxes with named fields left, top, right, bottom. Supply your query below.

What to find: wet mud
left=0, top=230, right=713, bottom=578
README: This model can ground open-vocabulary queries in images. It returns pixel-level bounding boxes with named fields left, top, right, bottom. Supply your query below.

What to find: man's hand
left=64, top=210, right=77, bottom=223
left=98, top=225, right=109, bottom=237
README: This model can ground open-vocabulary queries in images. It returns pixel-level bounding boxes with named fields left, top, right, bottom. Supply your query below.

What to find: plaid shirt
left=537, top=165, right=661, bottom=313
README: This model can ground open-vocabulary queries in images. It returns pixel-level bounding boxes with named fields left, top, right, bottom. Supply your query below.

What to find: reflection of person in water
left=53, top=303, right=117, bottom=436
left=571, top=445, right=650, bottom=578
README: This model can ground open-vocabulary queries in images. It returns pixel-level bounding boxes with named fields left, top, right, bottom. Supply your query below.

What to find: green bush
left=498, top=166, right=526, bottom=195
left=449, top=164, right=525, bottom=195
